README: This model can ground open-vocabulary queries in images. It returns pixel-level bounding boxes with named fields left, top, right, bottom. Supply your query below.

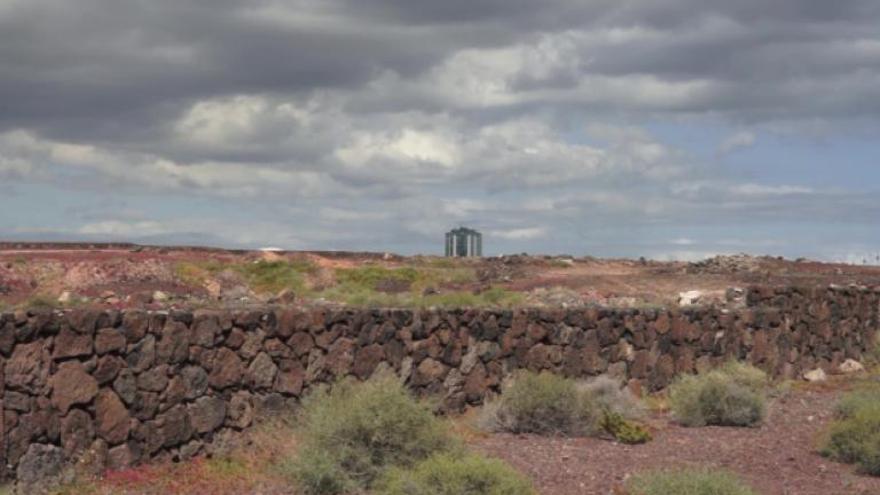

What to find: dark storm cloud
left=2, top=0, right=878, bottom=140
left=2, top=0, right=880, bottom=258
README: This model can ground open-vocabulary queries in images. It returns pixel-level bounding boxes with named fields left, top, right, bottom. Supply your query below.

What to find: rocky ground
left=2, top=242, right=880, bottom=311
left=475, top=380, right=880, bottom=495
left=23, top=377, right=880, bottom=495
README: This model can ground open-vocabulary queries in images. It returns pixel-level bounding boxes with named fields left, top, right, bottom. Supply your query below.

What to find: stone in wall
left=0, top=284, right=877, bottom=483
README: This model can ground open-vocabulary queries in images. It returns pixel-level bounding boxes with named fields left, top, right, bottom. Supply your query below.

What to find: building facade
left=445, top=227, right=482, bottom=257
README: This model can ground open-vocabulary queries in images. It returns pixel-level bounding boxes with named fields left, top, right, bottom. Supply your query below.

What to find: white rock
left=803, top=368, right=827, bottom=382
left=57, top=291, right=72, bottom=304
left=678, top=290, right=703, bottom=306
left=839, top=359, right=865, bottom=374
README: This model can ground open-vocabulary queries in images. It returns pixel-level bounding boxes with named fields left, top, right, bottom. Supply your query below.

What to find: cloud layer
left=1, top=0, right=879, bottom=259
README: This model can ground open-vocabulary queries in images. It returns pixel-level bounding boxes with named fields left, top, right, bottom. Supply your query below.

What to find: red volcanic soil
left=475, top=383, right=880, bottom=495
left=2, top=242, right=880, bottom=310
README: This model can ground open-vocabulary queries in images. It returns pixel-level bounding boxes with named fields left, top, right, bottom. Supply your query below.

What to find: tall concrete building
left=445, top=227, right=482, bottom=257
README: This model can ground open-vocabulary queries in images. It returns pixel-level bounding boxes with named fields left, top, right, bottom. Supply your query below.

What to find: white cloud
left=730, top=183, right=813, bottom=196
left=718, top=131, right=756, bottom=155
left=335, top=128, right=461, bottom=169
left=490, top=227, right=547, bottom=240
left=0, top=129, right=342, bottom=199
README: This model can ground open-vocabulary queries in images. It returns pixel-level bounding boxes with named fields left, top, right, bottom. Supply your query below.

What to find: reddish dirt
left=474, top=384, right=880, bottom=495
left=3, top=242, right=880, bottom=310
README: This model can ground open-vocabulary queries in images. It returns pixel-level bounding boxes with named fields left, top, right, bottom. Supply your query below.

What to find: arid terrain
left=2, top=242, right=880, bottom=311
left=39, top=378, right=880, bottom=495
left=4, top=242, right=880, bottom=495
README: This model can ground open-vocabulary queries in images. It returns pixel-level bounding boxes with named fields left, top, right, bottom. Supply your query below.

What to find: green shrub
left=821, top=386, right=880, bottom=475
left=599, top=410, right=652, bottom=444
left=376, top=453, right=534, bottom=495
left=717, top=361, right=769, bottom=390
left=288, top=375, right=453, bottom=494
left=484, top=371, right=583, bottom=435
left=668, top=362, right=767, bottom=427
left=834, top=383, right=880, bottom=419
left=481, top=372, right=647, bottom=439
left=626, top=467, right=757, bottom=495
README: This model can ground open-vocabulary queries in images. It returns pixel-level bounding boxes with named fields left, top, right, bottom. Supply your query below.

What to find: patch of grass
left=626, top=467, right=757, bottom=495
left=547, top=259, right=575, bottom=269
left=236, top=260, right=314, bottom=294
left=173, top=260, right=227, bottom=286
left=22, top=294, right=59, bottom=309
left=821, top=384, right=880, bottom=475
left=377, top=453, right=534, bottom=495
left=286, top=375, right=455, bottom=494
left=480, top=372, right=648, bottom=440
left=668, top=361, right=767, bottom=427
left=421, top=287, right=523, bottom=308
left=318, top=283, right=522, bottom=309
left=335, top=266, right=420, bottom=289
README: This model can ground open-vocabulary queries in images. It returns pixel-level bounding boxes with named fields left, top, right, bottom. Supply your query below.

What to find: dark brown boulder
left=95, top=389, right=131, bottom=445
left=209, top=348, right=244, bottom=389
left=50, top=360, right=98, bottom=414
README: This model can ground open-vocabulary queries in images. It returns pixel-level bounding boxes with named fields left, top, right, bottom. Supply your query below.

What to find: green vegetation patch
left=236, top=260, right=314, bottom=294
left=599, top=410, right=652, bottom=444
left=175, top=259, right=316, bottom=295
left=287, top=375, right=454, bottom=494
left=334, top=266, right=420, bottom=290
left=668, top=361, right=767, bottom=427
left=626, top=467, right=757, bottom=495
left=821, top=383, right=880, bottom=475
left=377, top=453, right=534, bottom=495
left=321, top=263, right=519, bottom=308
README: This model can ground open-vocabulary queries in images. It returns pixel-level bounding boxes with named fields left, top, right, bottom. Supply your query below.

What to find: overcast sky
left=1, top=1, right=879, bottom=261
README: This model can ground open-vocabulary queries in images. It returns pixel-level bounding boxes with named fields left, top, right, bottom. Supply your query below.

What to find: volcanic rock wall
left=0, top=285, right=877, bottom=481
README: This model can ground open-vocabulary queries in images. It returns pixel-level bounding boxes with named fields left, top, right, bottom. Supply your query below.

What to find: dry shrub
left=480, top=371, right=648, bottom=441
left=668, top=361, right=767, bottom=427
left=480, top=371, right=582, bottom=435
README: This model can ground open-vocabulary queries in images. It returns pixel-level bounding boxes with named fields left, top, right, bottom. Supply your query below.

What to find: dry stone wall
left=0, top=285, right=878, bottom=481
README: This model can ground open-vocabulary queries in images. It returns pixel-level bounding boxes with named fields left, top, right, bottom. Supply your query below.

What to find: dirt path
left=473, top=386, right=880, bottom=495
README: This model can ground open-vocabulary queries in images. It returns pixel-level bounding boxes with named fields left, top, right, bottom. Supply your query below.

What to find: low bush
left=668, top=362, right=767, bottom=427
left=834, top=383, right=880, bottom=419
left=482, top=371, right=582, bottom=435
left=821, top=385, right=880, bottom=475
left=480, top=371, right=648, bottom=440
left=626, top=467, right=757, bottom=495
left=577, top=375, right=646, bottom=422
left=288, top=375, right=454, bottom=494
left=599, top=410, right=652, bottom=445
left=376, top=453, right=534, bottom=495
